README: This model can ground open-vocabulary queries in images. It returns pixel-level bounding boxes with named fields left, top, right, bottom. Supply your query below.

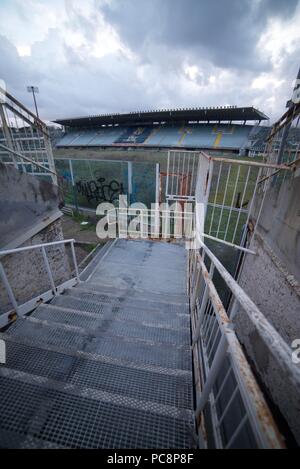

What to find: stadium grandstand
left=52, top=105, right=300, bottom=211
left=55, top=106, right=269, bottom=154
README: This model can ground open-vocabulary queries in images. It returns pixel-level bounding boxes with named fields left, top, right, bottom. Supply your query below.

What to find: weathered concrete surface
left=0, top=163, right=62, bottom=249
left=235, top=170, right=300, bottom=445
left=250, top=172, right=300, bottom=280
left=0, top=219, right=71, bottom=314
left=0, top=164, right=70, bottom=314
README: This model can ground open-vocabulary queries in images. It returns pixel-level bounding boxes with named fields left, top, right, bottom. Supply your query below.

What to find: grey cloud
left=0, top=1, right=299, bottom=122
left=101, top=0, right=299, bottom=70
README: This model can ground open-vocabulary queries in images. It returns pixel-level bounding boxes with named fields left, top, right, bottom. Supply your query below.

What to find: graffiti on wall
left=76, top=171, right=124, bottom=204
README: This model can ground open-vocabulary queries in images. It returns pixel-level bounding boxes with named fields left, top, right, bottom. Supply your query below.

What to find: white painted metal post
left=71, top=241, right=80, bottom=280
left=0, top=261, right=20, bottom=315
left=41, top=246, right=56, bottom=293
left=195, top=335, right=228, bottom=419
left=127, top=162, right=133, bottom=204
left=154, top=163, right=160, bottom=236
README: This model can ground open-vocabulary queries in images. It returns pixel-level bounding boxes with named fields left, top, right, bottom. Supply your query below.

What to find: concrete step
left=0, top=366, right=195, bottom=449
left=6, top=317, right=192, bottom=371
left=1, top=334, right=193, bottom=410
left=32, top=304, right=191, bottom=347
left=51, top=294, right=190, bottom=329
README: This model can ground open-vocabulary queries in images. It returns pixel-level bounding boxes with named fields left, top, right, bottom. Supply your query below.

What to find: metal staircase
left=0, top=239, right=196, bottom=449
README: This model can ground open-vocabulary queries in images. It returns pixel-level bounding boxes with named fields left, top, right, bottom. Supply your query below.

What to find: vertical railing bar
left=176, top=152, right=180, bottom=196
left=224, top=165, right=241, bottom=241
left=208, top=162, right=223, bottom=235
left=231, top=165, right=251, bottom=244
left=206, top=317, right=221, bottom=358
left=195, top=335, right=228, bottom=418
left=41, top=246, right=56, bottom=293
left=246, top=168, right=264, bottom=242
left=203, top=306, right=216, bottom=342
left=182, top=152, right=186, bottom=196
left=216, top=165, right=231, bottom=238
left=191, top=153, right=196, bottom=194
left=225, top=414, right=248, bottom=449
left=0, top=261, right=20, bottom=315
left=213, top=365, right=233, bottom=403
left=71, top=240, right=80, bottom=279
left=216, top=385, right=240, bottom=427
left=187, top=153, right=191, bottom=195
left=193, top=296, right=209, bottom=344
left=201, top=301, right=213, bottom=338
left=171, top=151, right=176, bottom=197
left=192, top=264, right=215, bottom=345
left=166, top=150, right=171, bottom=199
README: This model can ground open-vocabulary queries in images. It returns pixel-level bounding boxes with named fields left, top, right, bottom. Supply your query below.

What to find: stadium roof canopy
left=54, top=106, right=269, bottom=128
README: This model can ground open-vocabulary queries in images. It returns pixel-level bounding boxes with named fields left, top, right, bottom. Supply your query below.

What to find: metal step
left=79, top=281, right=189, bottom=306
left=1, top=335, right=193, bottom=410
left=63, top=286, right=189, bottom=315
left=0, top=367, right=195, bottom=449
left=32, top=304, right=191, bottom=346
left=51, top=294, right=190, bottom=328
left=6, top=317, right=192, bottom=371
left=79, top=240, right=115, bottom=281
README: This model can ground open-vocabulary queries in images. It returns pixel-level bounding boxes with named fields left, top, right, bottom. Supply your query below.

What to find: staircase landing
left=0, top=239, right=195, bottom=449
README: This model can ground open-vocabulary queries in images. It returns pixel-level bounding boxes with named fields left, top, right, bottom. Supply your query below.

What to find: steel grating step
left=51, top=294, right=190, bottom=328
left=6, top=318, right=192, bottom=371
left=79, top=241, right=115, bottom=282
left=32, top=304, right=191, bottom=346
left=1, top=337, right=193, bottom=409
left=0, top=368, right=195, bottom=449
left=65, top=286, right=189, bottom=314
left=77, top=282, right=189, bottom=307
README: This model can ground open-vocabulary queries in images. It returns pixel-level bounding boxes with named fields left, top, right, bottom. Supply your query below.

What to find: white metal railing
left=166, top=150, right=199, bottom=201
left=0, top=239, right=79, bottom=324
left=0, top=86, right=57, bottom=184
left=107, top=207, right=194, bottom=239
left=164, top=150, right=293, bottom=252
left=188, top=213, right=300, bottom=448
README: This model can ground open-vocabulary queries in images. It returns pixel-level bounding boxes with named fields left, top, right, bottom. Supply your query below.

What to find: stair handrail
left=0, top=239, right=79, bottom=319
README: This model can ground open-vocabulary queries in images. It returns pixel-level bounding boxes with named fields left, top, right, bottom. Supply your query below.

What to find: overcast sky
left=0, top=0, right=299, bottom=123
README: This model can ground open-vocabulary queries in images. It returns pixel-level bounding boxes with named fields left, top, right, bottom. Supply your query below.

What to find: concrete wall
left=0, top=164, right=71, bottom=314
left=235, top=169, right=300, bottom=445
left=0, top=219, right=71, bottom=314
left=0, top=162, right=62, bottom=249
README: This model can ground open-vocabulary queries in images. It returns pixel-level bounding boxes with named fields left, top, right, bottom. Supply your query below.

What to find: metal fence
left=165, top=150, right=293, bottom=252
left=0, top=86, right=57, bottom=184
left=0, top=239, right=79, bottom=327
left=188, top=231, right=293, bottom=448
left=166, top=150, right=199, bottom=201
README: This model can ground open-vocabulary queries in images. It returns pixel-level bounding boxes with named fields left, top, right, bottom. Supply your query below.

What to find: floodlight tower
left=27, top=85, right=39, bottom=118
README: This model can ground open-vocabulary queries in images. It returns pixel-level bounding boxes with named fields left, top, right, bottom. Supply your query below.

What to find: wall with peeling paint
left=235, top=171, right=300, bottom=445
left=0, top=165, right=70, bottom=314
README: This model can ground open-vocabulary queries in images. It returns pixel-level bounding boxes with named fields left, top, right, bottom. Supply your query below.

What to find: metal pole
left=195, top=335, right=228, bottom=418
left=41, top=246, right=56, bottom=294
left=71, top=241, right=80, bottom=280
left=69, top=159, right=78, bottom=211
left=32, top=88, right=39, bottom=118
left=0, top=261, right=20, bottom=315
